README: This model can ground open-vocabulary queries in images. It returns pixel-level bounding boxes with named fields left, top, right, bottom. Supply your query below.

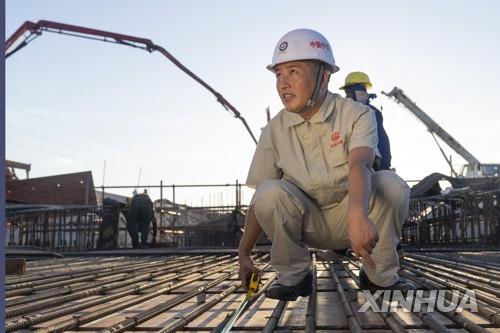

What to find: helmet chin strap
left=298, top=63, right=325, bottom=114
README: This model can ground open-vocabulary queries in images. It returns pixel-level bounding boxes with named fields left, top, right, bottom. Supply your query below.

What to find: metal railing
left=10, top=179, right=498, bottom=251
left=99, top=181, right=251, bottom=247
left=402, top=190, right=500, bottom=248
left=6, top=205, right=101, bottom=252
left=6, top=181, right=253, bottom=251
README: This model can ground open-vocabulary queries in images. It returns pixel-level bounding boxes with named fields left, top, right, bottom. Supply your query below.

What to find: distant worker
left=340, top=72, right=392, bottom=170
left=127, top=190, right=154, bottom=248
left=151, top=212, right=158, bottom=247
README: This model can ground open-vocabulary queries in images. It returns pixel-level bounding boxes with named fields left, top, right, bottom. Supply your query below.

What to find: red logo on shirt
left=330, top=131, right=344, bottom=148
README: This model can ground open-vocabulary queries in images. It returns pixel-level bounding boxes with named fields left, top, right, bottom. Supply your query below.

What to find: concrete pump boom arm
left=5, top=20, right=258, bottom=144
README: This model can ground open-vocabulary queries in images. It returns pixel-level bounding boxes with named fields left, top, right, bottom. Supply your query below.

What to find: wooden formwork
left=4, top=249, right=500, bottom=332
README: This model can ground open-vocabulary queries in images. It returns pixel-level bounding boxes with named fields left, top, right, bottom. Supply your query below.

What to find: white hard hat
left=267, top=28, right=340, bottom=73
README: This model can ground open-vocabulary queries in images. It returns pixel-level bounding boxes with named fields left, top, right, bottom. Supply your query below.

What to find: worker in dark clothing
left=151, top=212, right=157, bottom=247
left=127, top=190, right=154, bottom=248
left=341, top=75, right=405, bottom=255
left=338, top=72, right=402, bottom=258
left=340, top=72, right=392, bottom=171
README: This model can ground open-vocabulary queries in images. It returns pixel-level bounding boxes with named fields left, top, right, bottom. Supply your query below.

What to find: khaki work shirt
left=246, top=92, right=379, bottom=208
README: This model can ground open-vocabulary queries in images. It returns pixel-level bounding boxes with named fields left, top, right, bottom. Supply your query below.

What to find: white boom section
left=382, top=87, right=481, bottom=168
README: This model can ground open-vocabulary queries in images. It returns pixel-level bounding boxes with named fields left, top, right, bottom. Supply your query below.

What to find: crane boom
left=382, top=87, right=480, bottom=167
left=5, top=20, right=258, bottom=144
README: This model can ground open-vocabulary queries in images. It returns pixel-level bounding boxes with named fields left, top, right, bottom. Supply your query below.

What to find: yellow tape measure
left=246, top=273, right=259, bottom=298
left=219, top=273, right=260, bottom=333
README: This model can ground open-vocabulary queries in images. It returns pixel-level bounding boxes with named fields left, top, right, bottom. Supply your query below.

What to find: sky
left=5, top=1, right=500, bottom=205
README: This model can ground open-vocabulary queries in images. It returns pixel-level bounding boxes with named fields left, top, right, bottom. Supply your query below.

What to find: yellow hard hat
left=339, top=71, right=372, bottom=90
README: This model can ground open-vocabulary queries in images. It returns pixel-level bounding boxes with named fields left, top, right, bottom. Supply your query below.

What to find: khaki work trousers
left=252, top=170, right=410, bottom=287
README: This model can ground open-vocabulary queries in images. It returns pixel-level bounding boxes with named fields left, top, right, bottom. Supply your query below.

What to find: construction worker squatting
left=238, top=28, right=415, bottom=301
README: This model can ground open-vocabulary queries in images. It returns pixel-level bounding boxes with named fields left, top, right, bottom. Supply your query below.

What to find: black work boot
left=359, top=269, right=416, bottom=293
left=396, top=242, right=405, bottom=259
left=265, top=271, right=313, bottom=301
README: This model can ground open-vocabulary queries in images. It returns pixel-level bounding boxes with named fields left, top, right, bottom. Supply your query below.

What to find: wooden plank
left=185, top=293, right=246, bottom=328
left=31, top=295, right=134, bottom=329
left=316, top=292, right=348, bottom=328
left=87, top=294, right=197, bottom=329
left=6, top=258, right=26, bottom=275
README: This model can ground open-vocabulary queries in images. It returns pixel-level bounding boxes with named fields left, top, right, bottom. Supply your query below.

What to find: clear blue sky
left=6, top=1, right=500, bottom=204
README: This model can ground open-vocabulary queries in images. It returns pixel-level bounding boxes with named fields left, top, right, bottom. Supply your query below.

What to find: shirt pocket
left=327, top=141, right=348, bottom=168
left=327, top=141, right=349, bottom=199
left=309, top=140, right=349, bottom=207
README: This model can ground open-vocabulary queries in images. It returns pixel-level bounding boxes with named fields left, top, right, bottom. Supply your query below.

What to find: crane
left=382, top=87, right=499, bottom=178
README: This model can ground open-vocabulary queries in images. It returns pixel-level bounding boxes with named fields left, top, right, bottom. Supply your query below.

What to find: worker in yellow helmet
left=340, top=72, right=392, bottom=171
left=340, top=72, right=402, bottom=257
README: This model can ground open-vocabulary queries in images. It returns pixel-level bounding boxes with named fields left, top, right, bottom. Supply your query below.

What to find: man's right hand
left=348, top=214, right=379, bottom=269
left=238, top=255, right=261, bottom=291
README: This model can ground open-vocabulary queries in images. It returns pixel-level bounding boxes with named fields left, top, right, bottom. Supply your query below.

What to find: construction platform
left=4, top=249, right=500, bottom=332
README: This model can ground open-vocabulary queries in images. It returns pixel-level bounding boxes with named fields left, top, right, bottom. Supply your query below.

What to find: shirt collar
left=283, top=92, right=336, bottom=127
